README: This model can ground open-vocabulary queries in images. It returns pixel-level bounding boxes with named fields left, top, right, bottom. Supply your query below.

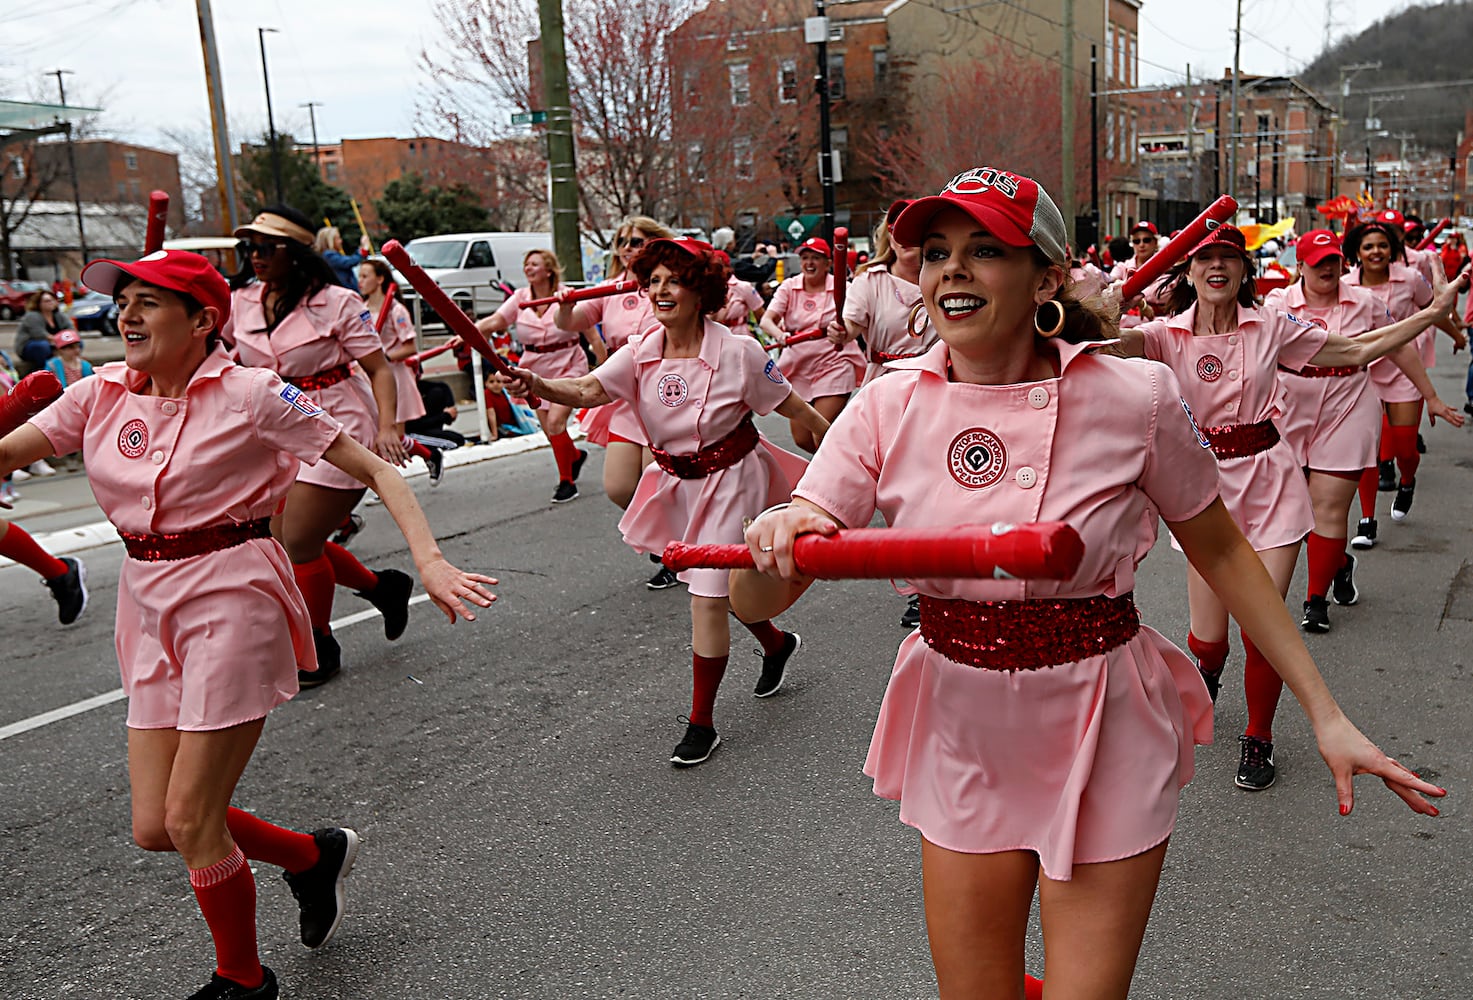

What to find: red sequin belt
left=1202, top=419, right=1280, bottom=460
left=918, top=593, right=1140, bottom=671
left=286, top=363, right=352, bottom=392
left=118, top=518, right=273, bottom=562
left=1280, top=362, right=1362, bottom=379
left=521, top=338, right=581, bottom=354
left=650, top=415, right=759, bottom=480
left=870, top=349, right=923, bottom=364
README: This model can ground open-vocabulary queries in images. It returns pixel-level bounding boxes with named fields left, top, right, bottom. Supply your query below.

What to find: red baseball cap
left=642, top=237, right=716, bottom=260
left=1373, top=209, right=1405, bottom=228
left=81, top=250, right=231, bottom=333
left=1129, top=220, right=1159, bottom=237
left=891, top=166, right=1068, bottom=265
left=1187, top=224, right=1252, bottom=262
left=1295, top=229, right=1344, bottom=268
left=53, top=329, right=82, bottom=348
left=797, top=237, right=832, bottom=257
left=884, top=199, right=912, bottom=228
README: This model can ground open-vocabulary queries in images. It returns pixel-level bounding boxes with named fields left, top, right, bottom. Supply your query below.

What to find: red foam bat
left=406, top=341, right=457, bottom=365
left=832, top=226, right=849, bottom=317
left=1416, top=219, right=1449, bottom=252
left=1120, top=195, right=1238, bottom=300
left=523, top=280, right=638, bottom=310
left=373, top=282, right=398, bottom=333
left=145, top=191, right=169, bottom=254
left=0, top=371, right=65, bottom=438
left=782, top=328, right=826, bottom=347
left=662, top=522, right=1084, bottom=581
left=381, top=240, right=540, bottom=407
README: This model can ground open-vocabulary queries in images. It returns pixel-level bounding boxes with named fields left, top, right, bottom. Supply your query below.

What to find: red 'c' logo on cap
left=1313, top=233, right=1335, bottom=245
left=944, top=167, right=1020, bottom=199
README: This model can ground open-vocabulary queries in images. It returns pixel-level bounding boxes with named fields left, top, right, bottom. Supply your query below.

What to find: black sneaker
left=900, top=594, right=920, bottom=629
left=282, top=828, right=360, bottom=949
left=1235, top=735, right=1276, bottom=790
left=1350, top=517, right=1377, bottom=550
left=1331, top=554, right=1359, bottom=606
left=1377, top=459, right=1395, bottom=492
left=425, top=446, right=445, bottom=487
left=647, top=566, right=680, bottom=590
left=187, top=966, right=278, bottom=999
left=671, top=718, right=720, bottom=767
left=356, top=567, right=413, bottom=640
left=44, top=556, right=88, bottom=626
left=1391, top=480, right=1415, bottom=521
left=1416, top=432, right=1426, bottom=454
left=299, top=631, right=341, bottom=688
left=1198, top=665, right=1223, bottom=704
left=754, top=632, right=800, bottom=698
left=571, top=448, right=588, bottom=482
left=330, top=513, right=364, bottom=547
left=551, top=480, right=579, bottom=504
left=1463, top=401, right=1473, bottom=417
left=1300, top=596, right=1331, bottom=634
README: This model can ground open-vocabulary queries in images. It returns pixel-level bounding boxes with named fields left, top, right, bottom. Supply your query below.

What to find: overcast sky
left=3, top=0, right=1411, bottom=153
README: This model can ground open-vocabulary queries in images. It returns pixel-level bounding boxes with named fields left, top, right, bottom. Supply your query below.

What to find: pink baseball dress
left=841, top=265, right=932, bottom=385
left=572, top=281, right=658, bottom=446
left=792, top=339, right=1218, bottom=880
left=226, top=284, right=384, bottom=492
left=29, top=349, right=343, bottom=730
left=767, top=274, right=865, bottom=399
left=1135, top=303, right=1329, bottom=550
left=495, top=286, right=589, bottom=411
left=377, top=299, right=425, bottom=424
left=592, top=320, right=808, bottom=599
left=716, top=275, right=764, bottom=330
left=1348, top=263, right=1434, bottom=404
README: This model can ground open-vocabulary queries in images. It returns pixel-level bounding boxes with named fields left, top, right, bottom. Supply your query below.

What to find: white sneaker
left=0, top=485, right=19, bottom=503
left=363, top=493, right=384, bottom=507
left=11, top=468, right=32, bottom=482
left=28, top=460, right=56, bottom=477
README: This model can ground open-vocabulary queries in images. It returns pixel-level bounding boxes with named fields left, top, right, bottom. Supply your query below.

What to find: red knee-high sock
left=742, top=619, right=787, bottom=656
left=189, top=847, right=263, bottom=989
left=324, top=541, right=378, bottom=593
left=1378, top=414, right=1394, bottom=463
left=1187, top=632, right=1230, bottom=676
left=1389, top=425, right=1420, bottom=483
left=1025, top=976, right=1044, bottom=1000
left=0, top=521, right=68, bottom=580
left=226, top=808, right=320, bottom=874
left=404, top=437, right=434, bottom=461
left=549, top=431, right=577, bottom=482
left=1305, top=532, right=1347, bottom=601
left=1241, top=630, right=1282, bottom=741
left=1357, top=467, right=1379, bottom=519
left=690, top=653, right=729, bottom=728
left=293, top=555, right=336, bottom=632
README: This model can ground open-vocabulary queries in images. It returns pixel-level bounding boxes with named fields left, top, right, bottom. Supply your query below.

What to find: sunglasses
left=619, top=236, right=646, bottom=250
left=241, top=240, right=286, bottom=257
left=1130, top=236, right=1157, bottom=244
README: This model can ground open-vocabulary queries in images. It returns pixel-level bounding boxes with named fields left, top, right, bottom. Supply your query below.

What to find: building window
left=688, top=142, right=706, bottom=183
left=727, top=33, right=747, bottom=51
left=124, top=152, right=139, bottom=171
left=729, top=63, right=750, bottom=107
left=734, top=136, right=753, bottom=180
left=9, top=155, right=24, bottom=179
left=685, top=68, right=702, bottom=108
left=1106, top=24, right=1116, bottom=82
left=325, top=161, right=339, bottom=182
left=827, top=51, right=846, bottom=101
left=1106, top=110, right=1115, bottom=160
left=778, top=59, right=798, bottom=104
left=831, top=126, right=848, bottom=149
left=873, top=47, right=889, bottom=87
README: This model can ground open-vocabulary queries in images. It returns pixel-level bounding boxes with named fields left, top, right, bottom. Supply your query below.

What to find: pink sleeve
left=391, top=303, right=415, bottom=349
left=1270, top=311, right=1331, bottom=371
left=1134, top=319, right=1171, bottom=363
left=247, top=369, right=344, bottom=464
left=494, top=288, right=524, bottom=325
left=841, top=272, right=874, bottom=328
left=766, top=281, right=793, bottom=325
left=1465, top=293, right=1473, bottom=327
left=741, top=282, right=763, bottom=310
left=573, top=296, right=607, bottom=328
left=1411, top=273, right=1433, bottom=310
left=1137, top=363, right=1221, bottom=522
left=737, top=337, right=795, bottom=416
left=589, top=338, right=639, bottom=404
left=791, top=386, right=881, bottom=529
left=27, top=375, right=99, bottom=455
left=336, top=294, right=389, bottom=361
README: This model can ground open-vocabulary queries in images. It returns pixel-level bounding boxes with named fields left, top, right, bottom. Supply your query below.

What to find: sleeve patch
left=280, top=383, right=325, bottom=417
left=763, top=358, right=786, bottom=384
left=358, top=309, right=375, bottom=331
left=1282, top=311, right=1314, bottom=330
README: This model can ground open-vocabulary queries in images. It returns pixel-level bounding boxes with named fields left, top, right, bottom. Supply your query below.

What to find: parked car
left=68, top=290, right=119, bottom=336
left=394, top=232, right=552, bottom=320
left=0, top=280, right=44, bottom=320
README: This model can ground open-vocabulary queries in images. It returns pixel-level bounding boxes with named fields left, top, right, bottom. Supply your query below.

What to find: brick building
left=298, top=136, right=496, bottom=228
left=32, top=139, right=184, bottom=230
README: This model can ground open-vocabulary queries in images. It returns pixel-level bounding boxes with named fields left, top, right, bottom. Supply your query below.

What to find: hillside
left=1299, top=0, right=1473, bottom=152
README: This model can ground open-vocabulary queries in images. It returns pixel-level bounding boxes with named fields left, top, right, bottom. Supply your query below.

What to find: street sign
left=511, top=111, right=548, bottom=125
left=787, top=220, right=806, bottom=241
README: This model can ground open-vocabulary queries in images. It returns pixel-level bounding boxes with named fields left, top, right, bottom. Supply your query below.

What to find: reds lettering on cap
left=889, top=166, right=1068, bottom=266
left=1295, top=229, right=1345, bottom=268
left=81, top=250, right=232, bottom=333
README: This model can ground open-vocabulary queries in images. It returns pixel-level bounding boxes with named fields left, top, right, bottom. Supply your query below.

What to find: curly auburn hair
left=629, top=242, right=731, bottom=316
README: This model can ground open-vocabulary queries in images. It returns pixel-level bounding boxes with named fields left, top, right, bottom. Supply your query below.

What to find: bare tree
left=0, top=143, right=67, bottom=279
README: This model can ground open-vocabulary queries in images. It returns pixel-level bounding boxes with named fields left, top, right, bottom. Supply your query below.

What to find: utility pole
left=1089, top=44, right=1099, bottom=251
left=258, top=27, right=283, bottom=205
left=536, top=0, right=583, bottom=280
left=50, top=69, right=88, bottom=266
left=810, top=1, right=837, bottom=242
left=1334, top=61, right=1380, bottom=200
left=301, top=102, right=322, bottom=170
left=1059, top=0, right=1076, bottom=244
left=194, top=0, right=241, bottom=233
left=1228, top=0, right=1242, bottom=207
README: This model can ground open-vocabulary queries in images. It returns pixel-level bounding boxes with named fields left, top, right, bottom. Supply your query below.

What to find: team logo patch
left=1307, top=316, right=1329, bottom=330
left=1196, top=354, right=1224, bottom=382
left=657, top=373, right=689, bottom=407
left=763, top=359, right=786, bottom=384
left=802, top=297, right=817, bottom=311
left=279, top=384, right=324, bottom=417
left=117, top=418, right=148, bottom=459
left=623, top=295, right=640, bottom=310
left=1181, top=398, right=1212, bottom=449
left=947, top=428, right=1007, bottom=490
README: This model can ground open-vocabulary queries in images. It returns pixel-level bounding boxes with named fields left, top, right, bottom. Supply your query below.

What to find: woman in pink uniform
left=1264, top=230, right=1462, bottom=633
left=3, top=250, right=494, bottom=1000
left=838, top=201, right=933, bottom=386
left=1120, top=225, right=1465, bottom=793
left=732, top=168, right=1445, bottom=1000
left=226, top=207, right=413, bottom=686
left=507, top=238, right=828, bottom=767
left=474, top=249, right=588, bottom=504
left=1344, top=218, right=1467, bottom=531
left=357, top=258, right=445, bottom=486
left=759, top=237, right=864, bottom=453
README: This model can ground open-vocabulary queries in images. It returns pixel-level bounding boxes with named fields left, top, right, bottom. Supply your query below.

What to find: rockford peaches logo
left=1307, top=316, right=1329, bottom=330
left=118, top=418, right=148, bottom=458
left=1196, top=355, right=1224, bottom=382
left=657, top=373, right=689, bottom=407
left=622, top=295, right=640, bottom=310
left=947, top=428, right=1007, bottom=489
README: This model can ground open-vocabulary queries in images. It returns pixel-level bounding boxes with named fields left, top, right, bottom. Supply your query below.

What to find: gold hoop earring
left=1034, top=299, right=1066, bottom=338
left=906, top=301, right=930, bottom=338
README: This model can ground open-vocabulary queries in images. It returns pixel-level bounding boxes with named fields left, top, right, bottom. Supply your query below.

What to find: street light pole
left=301, top=101, right=322, bottom=171
left=810, top=0, right=836, bottom=241
left=49, top=69, right=88, bottom=266
left=258, top=27, right=283, bottom=205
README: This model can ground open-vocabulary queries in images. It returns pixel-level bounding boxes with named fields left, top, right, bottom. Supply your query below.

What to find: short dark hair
left=630, top=243, right=730, bottom=316
left=1343, top=221, right=1405, bottom=265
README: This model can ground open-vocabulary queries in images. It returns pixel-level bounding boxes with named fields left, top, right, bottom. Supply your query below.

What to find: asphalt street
left=3, top=350, right=1472, bottom=999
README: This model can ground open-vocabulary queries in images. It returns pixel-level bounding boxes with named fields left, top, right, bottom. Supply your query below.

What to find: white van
left=396, top=232, right=552, bottom=319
